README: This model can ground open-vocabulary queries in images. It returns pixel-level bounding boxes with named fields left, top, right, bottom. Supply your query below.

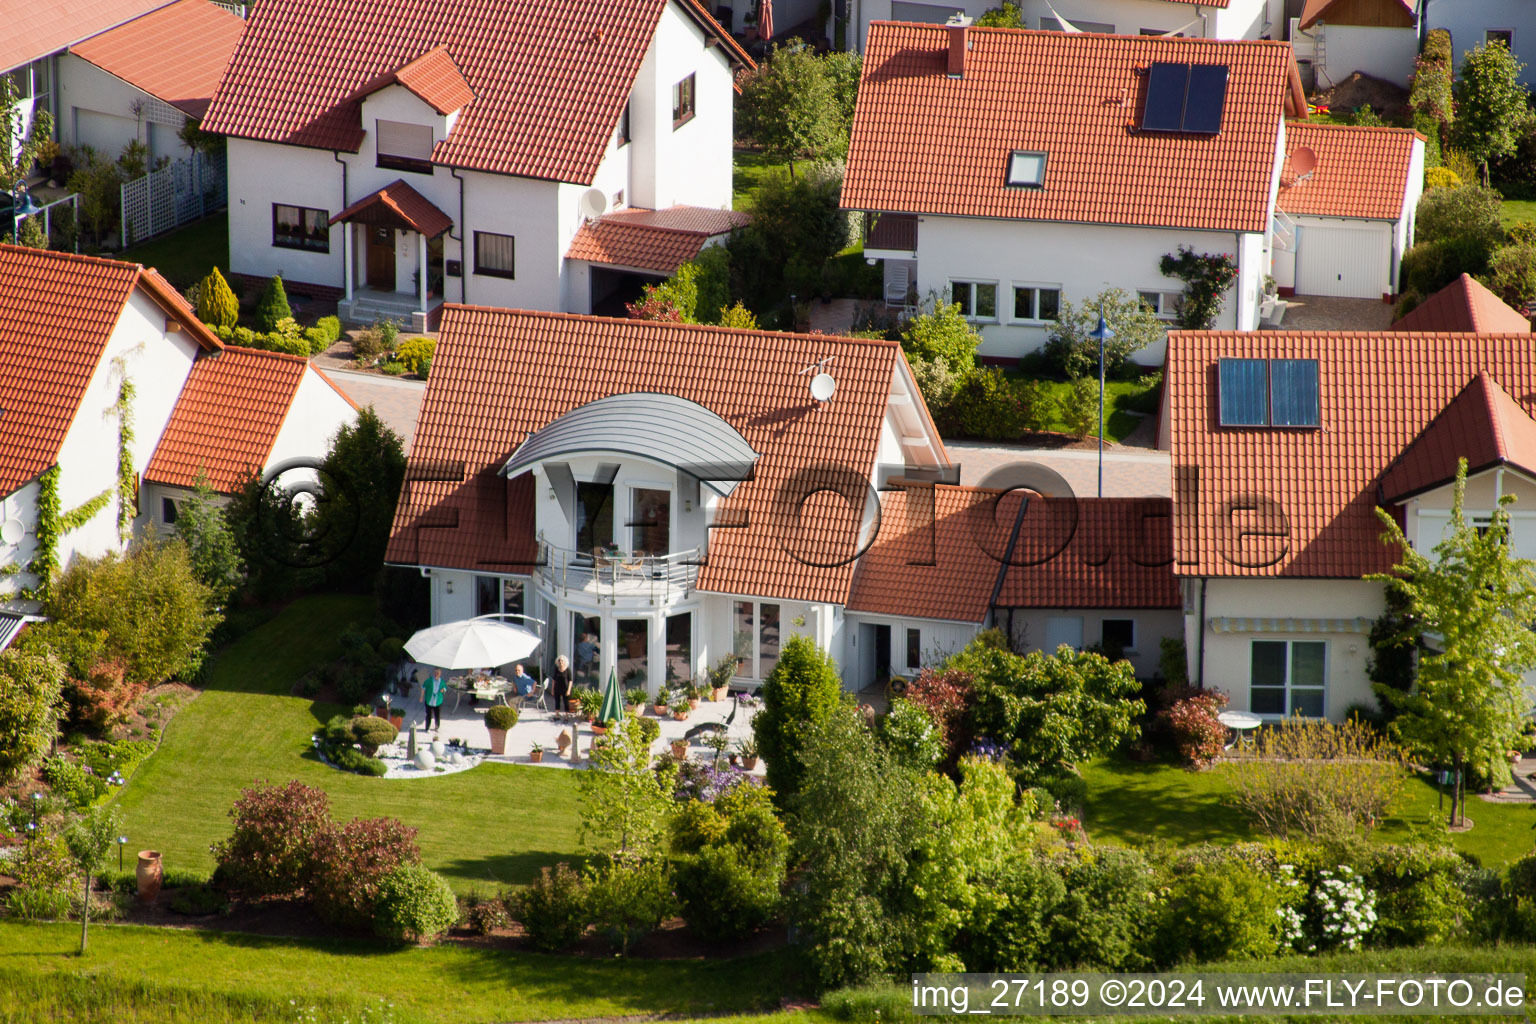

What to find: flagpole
left=1089, top=305, right=1115, bottom=499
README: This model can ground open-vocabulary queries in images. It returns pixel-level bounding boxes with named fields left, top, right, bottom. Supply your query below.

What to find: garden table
left=1217, top=710, right=1263, bottom=750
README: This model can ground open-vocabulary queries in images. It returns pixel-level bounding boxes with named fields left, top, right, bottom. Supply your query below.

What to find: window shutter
left=376, top=120, right=433, bottom=160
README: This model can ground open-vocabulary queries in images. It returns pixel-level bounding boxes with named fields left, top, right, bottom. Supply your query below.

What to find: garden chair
left=510, top=681, right=549, bottom=716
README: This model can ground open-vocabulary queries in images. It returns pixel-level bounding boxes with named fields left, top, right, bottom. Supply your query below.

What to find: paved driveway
left=1274, top=294, right=1395, bottom=331
left=947, top=441, right=1171, bottom=498
left=324, top=369, right=425, bottom=452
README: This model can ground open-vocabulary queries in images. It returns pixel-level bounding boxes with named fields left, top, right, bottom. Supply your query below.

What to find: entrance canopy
left=501, top=392, right=759, bottom=496
left=333, top=179, right=452, bottom=238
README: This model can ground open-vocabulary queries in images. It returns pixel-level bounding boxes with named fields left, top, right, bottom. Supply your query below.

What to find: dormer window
left=1005, top=150, right=1047, bottom=188
left=1218, top=357, right=1320, bottom=428
left=376, top=119, right=434, bottom=174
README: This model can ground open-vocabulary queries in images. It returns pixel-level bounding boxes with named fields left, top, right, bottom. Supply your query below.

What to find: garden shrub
left=1502, top=851, right=1536, bottom=940
left=951, top=367, right=1027, bottom=440
left=195, top=267, right=238, bottom=329
left=1042, top=288, right=1165, bottom=379
left=211, top=780, right=333, bottom=897
left=905, top=667, right=973, bottom=765
left=169, top=883, right=231, bottom=916
left=1158, top=247, right=1239, bottom=330
left=585, top=857, right=675, bottom=955
left=1424, top=166, right=1461, bottom=190
left=42, top=755, right=106, bottom=808
left=670, top=799, right=730, bottom=854
left=821, top=984, right=920, bottom=1022
left=1044, top=848, right=1156, bottom=970
left=756, top=635, right=844, bottom=807
left=907, top=354, right=963, bottom=426
left=1159, top=690, right=1228, bottom=768
left=0, top=648, right=64, bottom=784
left=1059, top=376, right=1100, bottom=438
left=900, top=301, right=982, bottom=373
left=352, top=325, right=385, bottom=361
left=1357, top=843, right=1471, bottom=947
left=956, top=853, right=1065, bottom=971
left=305, top=315, right=341, bottom=356
left=1392, top=288, right=1424, bottom=320
left=484, top=705, right=518, bottom=731
left=349, top=715, right=397, bottom=756
left=1481, top=243, right=1536, bottom=311
left=8, top=828, right=78, bottom=921
left=461, top=890, right=510, bottom=935
left=1415, top=184, right=1506, bottom=253
left=1153, top=859, right=1282, bottom=965
left=254, top=275, right=292, bottom=332
left=1302, top=865, right=1378, bottom=952
left=881, top=698, right=944, bottom=770
left=510, top=862, right=588, bottom=951
left=1225, top=717, right=1405, bottom=838
left=372, top=864, right=458, bottom=944
left=394, top=336, right=435, bottom=376
left=675, top=843, right=781, bottom=942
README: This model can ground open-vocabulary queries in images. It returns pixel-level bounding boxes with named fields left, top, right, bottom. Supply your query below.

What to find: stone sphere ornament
left=430, top=740, right=446, bottom=758
left=415, top=750, right=436, bottom=771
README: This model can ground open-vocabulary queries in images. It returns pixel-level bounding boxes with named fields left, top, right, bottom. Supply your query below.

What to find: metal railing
left=536, top=541, right=701, bottom=602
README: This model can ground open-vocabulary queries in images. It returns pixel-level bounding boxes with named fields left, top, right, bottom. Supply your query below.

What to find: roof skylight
left=1005, top=150, right=1046, bottom=188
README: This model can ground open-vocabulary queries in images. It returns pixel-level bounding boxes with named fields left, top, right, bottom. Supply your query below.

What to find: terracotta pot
left=556, top=733, right=571, bottom=752
left=653, top=704, right=668, bottom=715
left=136, top=850, right=162, bottom=904
left=374, top=706, right=388, bottom=719
left=591, top=724, right=609, bottom=736
left=744, top=756, right=758, bottom=771
left=670, top=740, right=689, bottom=758
left=626, top=703, right=642, bottom=715
left=710, top=687, right=728, bottom=702
left=688, top=698, right=700, bottom=709
left=488, top=728, right=508, bottom=755
left=530, top=750, right=544, bottom=763
left=389, top=713, right=404, bottom=730
left=671, top=711, right=688, bottom=721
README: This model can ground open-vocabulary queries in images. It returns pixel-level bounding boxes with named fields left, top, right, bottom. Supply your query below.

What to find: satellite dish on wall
left=1291, top=146, right=1318, bottom=182
left=579, top=187, right=608, bottom=220
left=809, top=372, right=837, bottom=403
left=0, top=519, right=23, bottom=546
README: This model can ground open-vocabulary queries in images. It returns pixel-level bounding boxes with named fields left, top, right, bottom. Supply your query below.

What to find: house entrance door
left=366, top=226, right=395, bottom=290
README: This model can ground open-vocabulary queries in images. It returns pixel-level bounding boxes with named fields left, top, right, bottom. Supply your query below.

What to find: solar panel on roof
left=1141, top=62, right=1188, bottom=133
left=1182, top=64, right=1230, bottom=134
left=1269, top=358, right=1320, bottom=427
left=1218, top=358, right=1268, bottom=426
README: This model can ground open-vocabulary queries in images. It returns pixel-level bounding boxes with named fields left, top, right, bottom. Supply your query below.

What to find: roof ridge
left=889, top=22, right=1293, bottom=46
left=0, top=242, right=142, bottom=274
left=217, top=343, right=310, bottom=363
left=439, top=304, right=903, bottom=347
left=1286, top=121, right=1418, bottom=135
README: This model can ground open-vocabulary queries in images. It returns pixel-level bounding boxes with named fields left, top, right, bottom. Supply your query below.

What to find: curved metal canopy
left=500, top=392, right=759, bottom=495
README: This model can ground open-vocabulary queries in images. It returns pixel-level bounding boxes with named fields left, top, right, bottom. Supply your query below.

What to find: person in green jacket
left=423, top=668, right=447, bottom=730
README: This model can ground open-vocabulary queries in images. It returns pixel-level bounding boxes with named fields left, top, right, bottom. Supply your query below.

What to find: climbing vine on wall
left=1159, top=246, right=1240, bottom=330
left=116, top=378, right=136, bottom=544
left=23, top=466, right=61, bottom=601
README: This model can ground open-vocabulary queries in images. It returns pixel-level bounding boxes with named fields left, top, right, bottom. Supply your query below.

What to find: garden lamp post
left=1089, top=305, right=1115, bottom=498
left=118, top=835, right=127, bottom=872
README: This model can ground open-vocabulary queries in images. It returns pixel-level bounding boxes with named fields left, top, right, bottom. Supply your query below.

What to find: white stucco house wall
left=1, top=0, right=243, bottom=167
left=1165, top=330, right=1536, bottom=722
left=847, top=0, right=1282, bottom=52
left=0, top=245, right=356, bottom=630
left=1272, top=122, right=1424, bottom=300
left=205, top=0, right=750, bottom=331
left=1290, top=0, right=1419, bottom=89
left=843, top=21, right=1308, bottom=363
left=1425, top=0, right=1536, bottom=87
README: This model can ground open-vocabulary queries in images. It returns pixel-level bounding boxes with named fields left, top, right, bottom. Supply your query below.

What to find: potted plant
left=485, top=705, right=519, bottom=755
left=686, top=684, right=703, bottom=710
left=592, top=718, right=616, bottom=736
left=529, top=743, right=544, bottom=764
left=625, top=688, right=647, bottom=715
left=388, top=704, right=405, bottom=731
left=735, top=736, right=758, bottom=771
left=670, top=697, right=691, bottom=722
left=705, top=731, right=730, bottom=767
left=670, top=737, right=689, bottom=759
left=375, top=693, right=390, bottom=718
left=653, top=689, right=671, bottom=716
left=707, top=654, right=734, bottom=702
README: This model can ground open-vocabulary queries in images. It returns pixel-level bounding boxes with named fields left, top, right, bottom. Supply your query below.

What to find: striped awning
left=1208, top=616, right=1373, bottom=635
left=0, top=613, right=38, bottom=652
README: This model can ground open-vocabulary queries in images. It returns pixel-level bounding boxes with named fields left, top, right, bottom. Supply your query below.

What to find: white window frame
left=1486, top=28, right=1514, bottom=48
left=1138, top=288, right=1183, bottom=321
left=733, top=599, right=782, bottom=680
left=1010, top=282, right=1062, bottom=324
left=905, top=627, right=922, bottom=670
left=950, top=279, right=998, bottom=322
left=625, top=479, right=674, bottom=555
left=1100, top=617, right=1137, bottom=654
left=1249, top=638, right=1327, bottom=719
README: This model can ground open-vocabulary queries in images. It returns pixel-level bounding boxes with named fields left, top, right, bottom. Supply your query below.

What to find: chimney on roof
left=946, top=13, right=972, bottom=78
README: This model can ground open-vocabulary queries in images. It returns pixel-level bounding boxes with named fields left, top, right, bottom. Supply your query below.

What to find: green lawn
left=111, top=596, right=584, bottom=893
left=1500, top=200, right=1536, bottom=230
left=1082, top=756, right=1536, bottom=867
left=0, top=923, right=789, bottom=1024
left=1004, top=376, right=1162, bottom=444
left=733, top=148, right=791, bottom=209
left=117, top=215, right=228, bottom=290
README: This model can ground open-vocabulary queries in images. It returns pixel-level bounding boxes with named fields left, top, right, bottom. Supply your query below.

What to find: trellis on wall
left=119, top=148, right=227, bottom=247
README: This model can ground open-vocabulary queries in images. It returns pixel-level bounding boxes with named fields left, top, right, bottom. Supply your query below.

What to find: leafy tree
left=1366, top=579, right=1418, bottom=706
left=585, top=857, right=675, bottom=955
left=174, top=476, right=244, bottom=599
left=630, top=261, right=699, bottom=322
left=1409, top=31, right=1455, bottom=128
left=756, top=635, right=844, bottom=808
left=1451, top=40, right=1528, bottom=185
left=577, top=716, right=672, bottom=861
left=738, top=44, right=847, bottom=173
left=1481, top=243, right=1536, bottom=311
left=977, top=2, right=1025, bottom=26
left=1042, top=288, right=1165, bottom=380
left=716, top=301, right=759, bottom=328
left=1416, top=183, right=1505, bottom=251
left=314, top=407, right=407, bottom=591
left=223, top=469, right=313, bottom=602
left=64, top=148, right=126, bottom=248
left=254, top=275, right=292, bottom=332
left=900, top=300, right=983, bottom=374
left=195, top=267, right=239, bottom=329
left=0, top=648, right=65, bottom=784
left=14, top=214, right=46, bottom=250
left=789, top=705, right=930, bottom=988
left=64, top=806, right=121, bottom=954
left=733, top=163, right=851, bottom=311
left=0, top=75, right=51, bottom=205
left=823, top=51, right=863, bottom=130
left=946, top=640, right=1143, bottom=785
left=48, top=538, right=220, bottom=685
left=1370, top=460, right=1536, bottom=826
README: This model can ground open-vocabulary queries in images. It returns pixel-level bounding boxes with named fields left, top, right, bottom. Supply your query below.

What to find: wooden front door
left=365, top=226, right=395, bottom=290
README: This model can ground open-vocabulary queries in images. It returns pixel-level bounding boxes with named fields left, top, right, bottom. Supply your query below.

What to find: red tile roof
left=0, top=245, right=220, bottom=498
left=1277, top=122, right=1419, bottom=221
left=1300, top=0, right=1415, bottom=30
left=333, top=180, right=453, bottom=238
left=0, top=0, right=172, bottom=75
left=848, top=485, right=1017, bottom=622
left=68, top=0, right=245, bottom=117
left=1378, top=372, right=1536, bottom=503
left=843, top=24, right=1302, bottom=233
left=1167, top=331, right=1536, bottom=578
left=1391, top=274, right=1531, bottom=333
left=565, top=206, right=749, bottom=274
left=998, top=497, right=1180, bottom=608
left=386, top=307, right=931, bottom=605
left=203, top=0, right=748, bottom=184
left=144, top=346, right=311, bottom=492
left=388, top=45, right=474, bottom=115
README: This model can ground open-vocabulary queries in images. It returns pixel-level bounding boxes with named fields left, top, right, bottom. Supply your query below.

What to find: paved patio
left=388, top=686, right=764, bottom=774
left=1272, top=294, right=1396, bottom=332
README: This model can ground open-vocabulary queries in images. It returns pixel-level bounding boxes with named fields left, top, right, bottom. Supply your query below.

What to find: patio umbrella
left=404, top=615, right=541, bottom=670
left=598, top=668, right=625, bottom=726
left=758, top=0, right=773, bottom=40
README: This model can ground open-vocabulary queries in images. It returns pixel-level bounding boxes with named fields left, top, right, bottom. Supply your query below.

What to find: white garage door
left=1296, top=222, right=1390, bottom=298
left=72, top=107, right=138, bottom=161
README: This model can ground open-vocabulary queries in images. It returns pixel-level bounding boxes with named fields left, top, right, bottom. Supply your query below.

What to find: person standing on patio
left=424, top=669, right=447, bottom=731
left=549, top=655, right=572, bottom=713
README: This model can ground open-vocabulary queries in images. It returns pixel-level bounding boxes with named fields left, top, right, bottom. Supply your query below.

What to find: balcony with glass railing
left=535, top=539, right=701, bottom=602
